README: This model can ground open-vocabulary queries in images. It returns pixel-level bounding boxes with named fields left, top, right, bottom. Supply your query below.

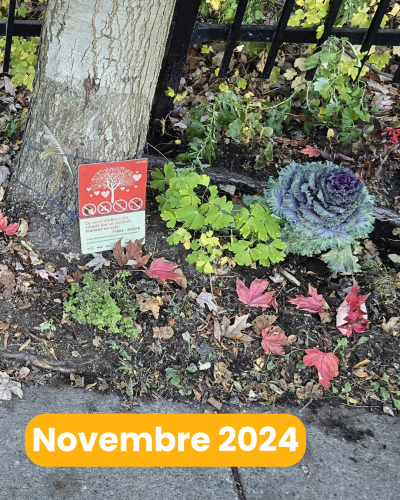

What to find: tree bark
left=11, top=0, right=175, bottom=212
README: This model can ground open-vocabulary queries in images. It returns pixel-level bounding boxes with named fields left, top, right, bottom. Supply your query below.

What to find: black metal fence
left=2, top=0, right=400, bottom=119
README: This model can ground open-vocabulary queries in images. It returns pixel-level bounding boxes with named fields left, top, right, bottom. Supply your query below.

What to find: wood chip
left=207, top=396, right=222, bottom=410
left=281, top=269, right=300, bottom=286
left=152, top=326, right=174, bottom=340
left=19, top=339, right=31, bottom=351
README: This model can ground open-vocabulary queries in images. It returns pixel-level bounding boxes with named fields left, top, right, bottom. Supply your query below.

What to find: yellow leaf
left=389, top=4, right=400, bottom=16
left=327, top=128, right=335, bottom=139
left=203, top=262, right=213, bottom=274
left=316, top=25, right=324, bottom=39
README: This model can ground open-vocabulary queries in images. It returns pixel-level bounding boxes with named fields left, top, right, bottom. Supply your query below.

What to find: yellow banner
left=26, top=413, right=306, bottom=467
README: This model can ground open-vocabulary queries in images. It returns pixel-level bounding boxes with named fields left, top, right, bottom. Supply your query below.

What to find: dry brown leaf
left=72, top=270, right=83, bottom=282
left=287, top=335, right=297, bottom=344
left=363, top=239, right=379, bottom=258
left=353, top=369, right=369, bottom=378
left=193, top=389, right=202, bottom=401
left=219, top=314, right=253, bottom=342
left=0, top=372, right=23, bottom=400
left=353, top=359, right=370, bottom=368
left=85, top=382, right=97, bottom=390
left=0, top=322, right=9, bottom=330
left=381, top=317, right=400, bottom=335
left=252, top=315, right=277, bottom=334
left=113, top=238, right=150, bottom=267
left=136, top=294, right=160, bottom=319
left=207, top=396, right=222, bottom=410
left=319, top=311, right=334, bottom=323
left=70, top=374, right=84, bottom=388
left=253, top=357, right=265, bottom=371
left=152, top=326, right=174, bottom=340
left=214, top=362, right=232, bottom=384
left=296, top=381, right=314, bottom=400
left=93, top=336, right=101, bottom=347
left=16, top=219, right=29, bottom=238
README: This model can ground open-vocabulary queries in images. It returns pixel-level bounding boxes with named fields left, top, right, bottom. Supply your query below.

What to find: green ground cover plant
left=64, top=272, right=140, bottom=338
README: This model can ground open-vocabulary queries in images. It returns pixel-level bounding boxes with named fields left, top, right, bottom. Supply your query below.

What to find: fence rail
left=1, top=0, right=400, bottom=120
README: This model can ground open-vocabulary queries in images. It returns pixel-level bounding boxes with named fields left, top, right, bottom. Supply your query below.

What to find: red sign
left=79, top=159, right=147, bottom=218
left=78, top=159, right=148, bottom=254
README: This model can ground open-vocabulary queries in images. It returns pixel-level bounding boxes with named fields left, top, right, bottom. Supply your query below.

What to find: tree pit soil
left=0, top=151, right=400, bottom=414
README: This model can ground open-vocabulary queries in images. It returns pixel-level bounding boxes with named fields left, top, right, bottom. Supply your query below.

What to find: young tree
left=11, top=0, right=175, bottom=211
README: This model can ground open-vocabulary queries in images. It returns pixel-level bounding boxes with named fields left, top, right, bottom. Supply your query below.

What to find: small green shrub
left=64, top=272, right=139, bottom=338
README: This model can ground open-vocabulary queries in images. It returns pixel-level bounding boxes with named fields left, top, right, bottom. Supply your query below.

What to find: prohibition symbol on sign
left=82, top=203, right=96, bottom=216
left=113, top=199, right=128, bottom=212
left=97, top=201, right=112, bottom=214
left=128, top=198, right=144, bottom=211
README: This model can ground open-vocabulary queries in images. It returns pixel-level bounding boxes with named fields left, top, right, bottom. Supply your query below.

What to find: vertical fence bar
left=356, top=0, right=391, bottom=78
left=219, top=0, right=249, bottom=78
left=393, top=63, right=400, bottom=84
left=305, top=0, right=344, bottom=81
left=261, top=0, right=296, bottom=79
left=3, top=0, right=16, bottom=73
left=152, top=0, right=202, bottom=120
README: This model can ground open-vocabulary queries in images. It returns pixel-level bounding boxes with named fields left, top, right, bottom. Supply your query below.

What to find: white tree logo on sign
left=90, top=167, right=142, bottom=204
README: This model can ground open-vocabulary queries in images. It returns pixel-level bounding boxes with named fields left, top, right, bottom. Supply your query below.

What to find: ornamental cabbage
left=265, top=161, right=375, bottom=272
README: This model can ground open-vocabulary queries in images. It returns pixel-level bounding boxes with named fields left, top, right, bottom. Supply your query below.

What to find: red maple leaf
left=145, top=258, right=185, bottom=285
left=0, top=212, right=19, bottom=236
left=300, top=145, right=321, bottom=157
left=289, top=284, right=324, bottom=313
left=336, top=280, right=369, bottom=341
left=236, top=279, right=278, bottom=312
left=261, top=326, right=288, bottom=355
left=303, top=349, right=339, bottom=389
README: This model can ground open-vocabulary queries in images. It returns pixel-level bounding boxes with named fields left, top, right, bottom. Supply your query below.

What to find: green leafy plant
left=64, top=273, right=139, bottom=338
left=151, top=162, right=286, bottom=273
left=8, top=36, right=40, bottom=91
left=169, top=88, right=287, bottom=169
left=299, top=37, right=376, bottom=140
left=200, top=0, right=270, bottom=25
left=39, top=318, right=56, bottom=332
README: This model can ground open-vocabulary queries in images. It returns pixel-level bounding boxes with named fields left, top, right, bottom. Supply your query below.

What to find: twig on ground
left=0, top=351, right=94, bottom=373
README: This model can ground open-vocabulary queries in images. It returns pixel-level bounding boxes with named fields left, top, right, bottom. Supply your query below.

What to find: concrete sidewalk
left=0, top=383, right=399, bottom=500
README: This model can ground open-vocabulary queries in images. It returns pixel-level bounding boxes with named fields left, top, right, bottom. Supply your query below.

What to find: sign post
left=78, top=159, right=148, bottom=254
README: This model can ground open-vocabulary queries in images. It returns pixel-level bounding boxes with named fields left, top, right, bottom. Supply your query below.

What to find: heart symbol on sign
left=126, top=189, right=130, bottom=192
left=101, top=191, right=110, bottom=198
left=132, top=174, right=142, bottom=182
left=90, top=195, right=93, bottom=197
left=120, top=187, right=125, bottom=191
left=87, top=187, right=92, bottom=192
left=94, top=191, right=100, bottom=196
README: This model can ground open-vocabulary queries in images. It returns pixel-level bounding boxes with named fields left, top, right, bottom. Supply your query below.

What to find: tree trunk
left=11, top=0, right=175, bottom=212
